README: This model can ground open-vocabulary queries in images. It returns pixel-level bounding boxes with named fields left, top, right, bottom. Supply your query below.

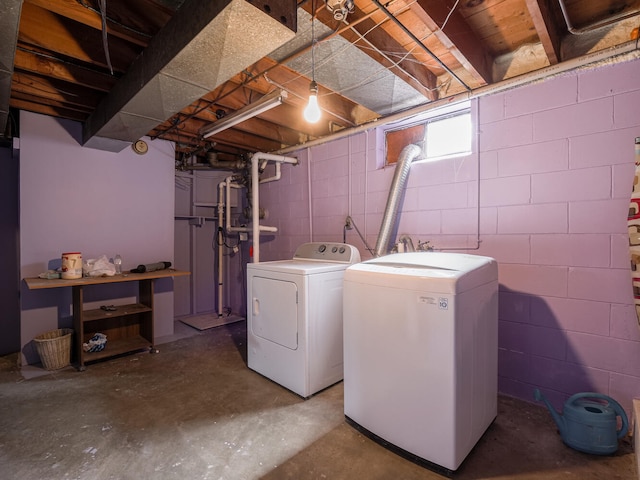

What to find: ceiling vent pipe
left=184, top=152, right=248, bottom=170
left=374, top=144, right=422, bottom=257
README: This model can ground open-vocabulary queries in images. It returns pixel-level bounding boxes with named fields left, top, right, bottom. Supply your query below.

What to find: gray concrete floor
left=0, top=320, right=636, bottom=480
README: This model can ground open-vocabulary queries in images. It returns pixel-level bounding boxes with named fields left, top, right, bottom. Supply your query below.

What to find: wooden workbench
left=25, top=269, right=190, bottom=370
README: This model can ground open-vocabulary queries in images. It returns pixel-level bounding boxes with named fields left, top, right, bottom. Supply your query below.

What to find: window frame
left=382, top=101, right=472, bottom=167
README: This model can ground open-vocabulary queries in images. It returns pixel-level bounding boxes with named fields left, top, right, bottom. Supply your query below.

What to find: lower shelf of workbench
left=81, top=335, right=154, bottom=364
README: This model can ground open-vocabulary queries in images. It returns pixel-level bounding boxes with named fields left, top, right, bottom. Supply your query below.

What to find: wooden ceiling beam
left=11, top=90, right=92, bottom=115
left=24, top=0, right=153, bottom=47
left=200, top=81, right=336, bottom=136
left=12, top=72, right=103, bottom=108
left=152, top=115, right=285, bottom=153
left=18, top=2, right=141, bottom=73
left=14, top=48, right=117, bottom=93
left=171, top=98, right=307, bottom=147
left=411, top=0, right=494, bottom=85
left=152, top=83, right=308, bottom=147
left=525, top=0, right=562, bottom=65
left=9, top=97, right=88, bottom=121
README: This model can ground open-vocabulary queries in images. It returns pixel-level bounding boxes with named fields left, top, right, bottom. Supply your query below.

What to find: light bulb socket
left=309, top=80, right=318, bottom=95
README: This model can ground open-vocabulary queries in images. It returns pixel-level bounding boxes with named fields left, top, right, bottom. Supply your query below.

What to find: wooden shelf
left=24, top=269, right=190, bottom=370
left=82, top=303, right=152, bottom=323
left=82, top=335, right=152, bottom=363
left=24, top=269, right=190, bottom=290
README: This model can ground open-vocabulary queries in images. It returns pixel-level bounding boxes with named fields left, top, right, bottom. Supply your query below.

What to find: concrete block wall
left=256, top=56, right=640, bottom=417
left=479, top=58, right=640, bottom=416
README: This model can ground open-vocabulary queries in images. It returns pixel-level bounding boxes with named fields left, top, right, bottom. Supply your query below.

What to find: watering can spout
left=534, top=389, right=566, bottom=436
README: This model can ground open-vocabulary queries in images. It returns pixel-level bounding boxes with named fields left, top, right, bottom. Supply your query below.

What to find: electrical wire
left=76, top=0, right=152, bottom=40
left=215, top=226, right=241, bottom=251
left=371, top=0, right=471, bottom=91
left=440, top=0, right=460, bottom=32
left=344, top=215, right=375, bottom=256
left=98, top=0, right=114, bottom=75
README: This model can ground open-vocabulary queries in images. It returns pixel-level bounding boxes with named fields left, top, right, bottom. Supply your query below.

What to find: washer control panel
left=293, top=242, right=361, bottom=264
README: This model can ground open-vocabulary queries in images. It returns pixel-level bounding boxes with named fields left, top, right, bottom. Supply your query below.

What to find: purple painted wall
left=255, top=57, right=640, bottom=416
left=19, top=112, right=176, bottom=365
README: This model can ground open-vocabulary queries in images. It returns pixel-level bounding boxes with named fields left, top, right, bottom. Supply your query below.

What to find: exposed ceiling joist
left=0, top=0, right=23, bottom=134
left=82, top=0, right=297, bottom=151
left=6, top=0, right=640, bottom=155
left=412, top=0, right=493, bottom=85
left=525, top=0, right=562, bottom=65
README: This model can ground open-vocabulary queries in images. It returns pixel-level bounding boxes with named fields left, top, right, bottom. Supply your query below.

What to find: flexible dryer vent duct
left=374, top=144, right=422, bottom=257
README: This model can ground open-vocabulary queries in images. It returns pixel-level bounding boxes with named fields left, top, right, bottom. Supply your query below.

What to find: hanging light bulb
left=304, top=0, right=321, bottom=123
left=304, top=81, right=321, bottom=123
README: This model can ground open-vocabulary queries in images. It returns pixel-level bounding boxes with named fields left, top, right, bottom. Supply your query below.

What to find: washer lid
left=345, top=252, right=497, bottom=294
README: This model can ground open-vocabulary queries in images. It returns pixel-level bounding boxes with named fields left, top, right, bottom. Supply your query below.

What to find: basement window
left=425, top=111, right=472, bottom=161
left=385, top=108, right=472, bottom=165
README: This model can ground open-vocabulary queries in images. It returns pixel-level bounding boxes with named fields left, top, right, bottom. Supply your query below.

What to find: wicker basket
left=34, top=328, right=73, bottom=370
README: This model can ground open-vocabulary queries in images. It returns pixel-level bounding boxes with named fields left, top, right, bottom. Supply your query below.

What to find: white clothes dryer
left=247, top=242, right=360, bottom=398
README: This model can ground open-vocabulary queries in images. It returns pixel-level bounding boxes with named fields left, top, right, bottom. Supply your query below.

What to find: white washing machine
left=247, top=242, right=361, bottom=398
left=343, top=252, right=498, bottom=473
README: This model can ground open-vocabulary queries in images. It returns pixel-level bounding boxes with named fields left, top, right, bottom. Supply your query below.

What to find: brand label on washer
left=418, top=296, right=436, bottom=305
left=439, top=297, right=449, bottom=310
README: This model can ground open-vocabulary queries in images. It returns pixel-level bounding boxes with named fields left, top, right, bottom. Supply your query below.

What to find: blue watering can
left=534, top=389, right=628, bottom=455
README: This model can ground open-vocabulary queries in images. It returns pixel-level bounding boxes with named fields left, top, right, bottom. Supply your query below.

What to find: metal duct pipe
left=374, top=144, right=422, bottom=257
left=207, top=152, right=247, bottom=170
left=184, top=153, right=247, bottom=171
left=558, top=0, right=640, bottom=35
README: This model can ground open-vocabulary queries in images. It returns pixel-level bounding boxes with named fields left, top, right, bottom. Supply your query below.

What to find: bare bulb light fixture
left=304, top=0, right=321, bottom=123
left=304, top=81, right=321, bottom=123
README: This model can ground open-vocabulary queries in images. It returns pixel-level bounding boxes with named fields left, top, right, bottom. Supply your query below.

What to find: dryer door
left=251, top=276, right=298, bottom=349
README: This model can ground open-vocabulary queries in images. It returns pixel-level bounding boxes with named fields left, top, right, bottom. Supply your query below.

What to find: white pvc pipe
left=251, top=152, right=298, bottom=262
left=258, top=162, right=282, bottom=184
left=307, top=147, right=313, bottom=241
left=225, top=178, right=243, bottom=233
left=223, top=176, right=277, bottom=234
left=217, top=181, right=226, bottom=317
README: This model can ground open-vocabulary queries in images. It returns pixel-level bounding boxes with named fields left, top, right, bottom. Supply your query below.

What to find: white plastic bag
left=83, top=255, right=116, bottom=277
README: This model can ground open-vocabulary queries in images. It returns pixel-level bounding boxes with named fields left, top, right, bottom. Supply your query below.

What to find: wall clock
left=132, top=139, right=148, bottom=155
